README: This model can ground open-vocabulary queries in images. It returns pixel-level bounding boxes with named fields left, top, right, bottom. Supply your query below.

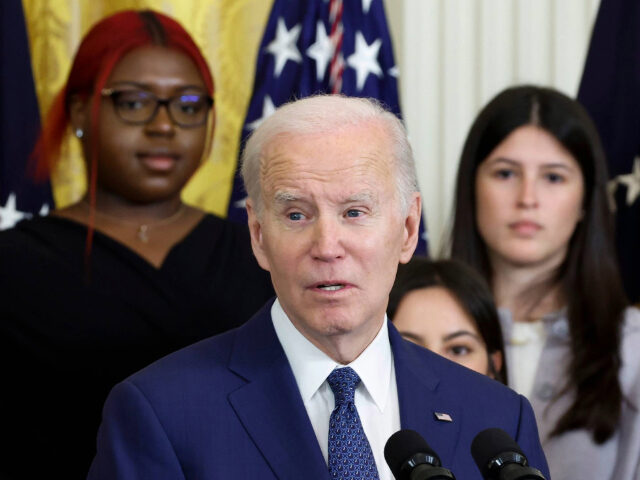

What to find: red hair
left=32, top=9, right=214, bottom=181
left=30, top=10, right=214, bottom=265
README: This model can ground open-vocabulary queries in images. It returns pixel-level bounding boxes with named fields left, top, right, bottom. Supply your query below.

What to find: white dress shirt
left=271, top=299, right=400, bottom=480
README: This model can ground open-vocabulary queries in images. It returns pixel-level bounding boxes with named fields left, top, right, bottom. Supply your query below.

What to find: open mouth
left=317, top=284, right=346, bottom=291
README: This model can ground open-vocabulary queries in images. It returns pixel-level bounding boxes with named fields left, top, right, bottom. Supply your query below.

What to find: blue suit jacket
left=88, top=300, right=549, bottom=479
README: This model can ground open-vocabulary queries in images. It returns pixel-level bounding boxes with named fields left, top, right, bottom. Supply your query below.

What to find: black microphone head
left=384, top=429, right=442, bottom=480
left=471, top=428, right=527, bottom=478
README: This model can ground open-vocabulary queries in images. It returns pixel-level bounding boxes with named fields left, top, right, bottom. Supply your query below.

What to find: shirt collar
left=271, top=298, right=393, bottom=413
left=498, top=307, right=569, bottom=341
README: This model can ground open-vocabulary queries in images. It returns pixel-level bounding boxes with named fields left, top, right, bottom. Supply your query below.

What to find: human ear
left=399, top=192, right=422, bottom=264
left=488, top=350, right=503, bottom=380
left=246, top=198, right=271, bottom=272
left=68, top=94, right=89, bottom=140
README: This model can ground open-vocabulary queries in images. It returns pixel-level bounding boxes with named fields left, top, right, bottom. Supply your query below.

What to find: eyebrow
left=106, top=80, right=206, bottom=92
left=490, top=157, right=575, bottom=171
left=398, top=331, right=422, bottom=342
left=400, top=330, right=482, bottom=343
left=273, top=191, right=300, bottom=204
left=272, top=190, right=377, bottom=205
left=345, top=191, right=376, bottom=204
left=442, top=330, right=482, bottom=342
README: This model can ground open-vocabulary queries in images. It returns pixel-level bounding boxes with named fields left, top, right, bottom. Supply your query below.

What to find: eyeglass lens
left=111, top=90, right=211, bottom=126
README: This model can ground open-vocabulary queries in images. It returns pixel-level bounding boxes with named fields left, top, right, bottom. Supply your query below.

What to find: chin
left=325, top=312, right=383, bottom=340
left=508, top=254, right=561, bottom=270
left=305, top=307, right=366, bottom=336
left=496, top=245, right=545, bottom=265
left=126, top=187, right=182, bottom=204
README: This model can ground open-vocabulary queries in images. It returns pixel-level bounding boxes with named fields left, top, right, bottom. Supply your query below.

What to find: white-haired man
left=89, top=95, right=548, bottom=480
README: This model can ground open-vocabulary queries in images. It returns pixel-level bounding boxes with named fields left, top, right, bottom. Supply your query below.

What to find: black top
left=0, top=214, right=274, bottom=479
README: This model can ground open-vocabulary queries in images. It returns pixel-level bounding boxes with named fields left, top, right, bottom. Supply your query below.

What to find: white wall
left=384, top=0, right=600, bottom=255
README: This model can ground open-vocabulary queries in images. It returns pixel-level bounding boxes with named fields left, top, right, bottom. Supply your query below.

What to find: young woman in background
left=389, top=257, right=507, bottom=383
left=0, top=10, right=273, bottom=478
left=450, top=85, right=640, bottom=480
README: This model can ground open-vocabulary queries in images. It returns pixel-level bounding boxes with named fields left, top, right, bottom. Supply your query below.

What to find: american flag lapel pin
left=434, top=412, right=453, bottom=422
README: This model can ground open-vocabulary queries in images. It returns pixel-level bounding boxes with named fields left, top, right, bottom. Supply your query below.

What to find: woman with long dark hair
left=450, top=85, right=640, bottom=479
left=0, top=10, right=273, bottom=478
left=388, top=257, right=507, bottom=384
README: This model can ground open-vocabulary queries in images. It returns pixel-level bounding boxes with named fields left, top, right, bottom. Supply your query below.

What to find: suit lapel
left=390, top=322, right=462, bottom=465
left=227, top=304, right=330, bottom=480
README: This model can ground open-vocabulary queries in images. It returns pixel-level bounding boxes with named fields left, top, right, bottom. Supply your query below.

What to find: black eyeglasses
left=101, top=88, right=213, bottom=128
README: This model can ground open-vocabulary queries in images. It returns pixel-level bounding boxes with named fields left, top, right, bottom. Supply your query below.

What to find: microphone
left=470, top=428, right=546, bottom=480
left=384, top=429, right=456, bottom=479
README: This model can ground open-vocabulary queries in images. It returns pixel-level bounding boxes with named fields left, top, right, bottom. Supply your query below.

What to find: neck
left=294, top=318, right=384, bottom=365
left=85, top=191, right=184, bottom=224
left=323, top=334, right=378, bottom=365
left=491, top=257, right=564, bottom=322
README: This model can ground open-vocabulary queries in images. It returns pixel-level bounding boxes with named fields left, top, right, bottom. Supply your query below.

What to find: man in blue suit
left=89, top=95, right=549, bottom=479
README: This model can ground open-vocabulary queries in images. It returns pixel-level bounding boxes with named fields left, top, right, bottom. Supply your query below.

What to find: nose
left=310, top=216, right=346, bottom=262
left=516, top=176, right=538, bottom=208
left=144, top=103, right=175, bottom=136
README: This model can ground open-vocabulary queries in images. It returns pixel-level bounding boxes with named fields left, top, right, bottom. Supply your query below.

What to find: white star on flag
left=266, top=18, right=303, bottom=77
left=0, top=193, right=31, bottom=230
left=362, top=0, right=374, bottom=14
left=346, top=31, right=382, bottom=91
left=39, top=203, right=50, bottom=216
left=307, top=21, right=333, bottom=82
left=234, top=197, right=247, bottom=209
left=247, top=95, right=277, bottom=131
left=617, top=156, right=640, bottom=206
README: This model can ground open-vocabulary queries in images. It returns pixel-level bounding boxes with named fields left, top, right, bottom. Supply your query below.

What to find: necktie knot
left=327, top=366, right=360, bottom=406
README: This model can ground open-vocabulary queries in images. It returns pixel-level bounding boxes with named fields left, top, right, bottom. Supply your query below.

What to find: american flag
left=227, top=0, right=428, bottom=255
left=0, top=0, right=52, bottom=231
left=434, top=411, right=453, bottom=422
left=578, top=0, right=640, bottom=303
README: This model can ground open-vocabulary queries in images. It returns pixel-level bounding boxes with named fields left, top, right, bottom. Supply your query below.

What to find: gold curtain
left=22, top=0, right=272, bottom=215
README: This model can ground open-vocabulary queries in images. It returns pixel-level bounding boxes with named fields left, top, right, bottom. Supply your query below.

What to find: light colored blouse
left=499, top=307, right=640, bottom=480
left=506, top=320, right=547, bottom=397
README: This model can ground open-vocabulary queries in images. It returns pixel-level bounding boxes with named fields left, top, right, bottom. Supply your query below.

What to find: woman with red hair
left=0, top=10, right=273, bottom=478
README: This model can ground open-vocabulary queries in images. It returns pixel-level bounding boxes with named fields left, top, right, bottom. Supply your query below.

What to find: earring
left=75, top=128, right=84, bottom=139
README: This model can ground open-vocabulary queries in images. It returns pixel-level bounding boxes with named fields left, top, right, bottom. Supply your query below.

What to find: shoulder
left=128, top=326, right=239, bottom=384
left=116, top=327, right=244, bottom=415
left=103, top=303, right=277, bottom=428
left=620, top=307, right=640, bottom=394
left=410, top=338, right=517, bottom=396
left=395, top=338, right=548, bottom=476
left=181, top=213, right=270, bottom=284
left=621, top=307, right=640, bottom=353
left=183, top=214, right=255, bottom=258
left=197, top=214, right=251, bottom=240
left=397, top=335, right=526, bottom=417
left=0, top=216, right=85, bottom=271
left=622, top=306, right=640, bottom=332
left=0, top=215, right=80, bottom=243
left=122, top=302, right=274, bottom=395
left=91, top=327, right=247, bottom=479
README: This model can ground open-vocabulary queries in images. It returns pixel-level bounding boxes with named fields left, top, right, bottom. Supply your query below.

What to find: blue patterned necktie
left=327, top=367, right=380, bottom=479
